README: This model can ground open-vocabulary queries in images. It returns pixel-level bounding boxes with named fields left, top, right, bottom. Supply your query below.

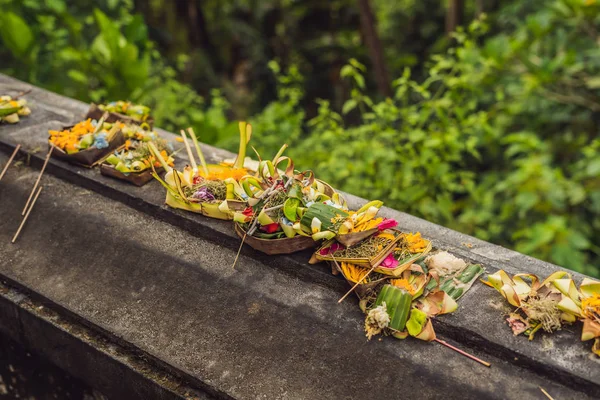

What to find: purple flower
left=192, top=187, right=216, bottom=202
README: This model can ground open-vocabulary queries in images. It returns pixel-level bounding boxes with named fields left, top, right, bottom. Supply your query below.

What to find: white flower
left=365, top=302, right=391, bottom=340
left=425, top=251, right=466, bottom=275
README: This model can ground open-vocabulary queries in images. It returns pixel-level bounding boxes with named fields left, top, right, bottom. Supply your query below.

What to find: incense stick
left=22, top=146, right=53, bottom=215
left=14, top=89, right=32, bottom=99
left=232, top=232, right=247, bottom=269
left=0, top=144, right=21, bottom=181
left=179, top=130, right=197, bottom=171
left=338, top=264, right=377, bottom=303
left=434, top=338, right=491, bottom=367
left=539, top=387, right=554, bottom=400
left=12, top=186, right=43, bottom=243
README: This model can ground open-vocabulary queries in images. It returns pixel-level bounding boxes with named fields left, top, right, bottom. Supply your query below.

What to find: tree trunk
left=475, top=0, right=484, bottom=17
left=356, top=0, right=392, bottom=97
left=445, top=0, right=464, bottom=35
left=174, top=1, right=219, bottom=59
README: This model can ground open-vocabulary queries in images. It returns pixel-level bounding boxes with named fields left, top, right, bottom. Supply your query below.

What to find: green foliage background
left=1, top=0, right=599, bottom=277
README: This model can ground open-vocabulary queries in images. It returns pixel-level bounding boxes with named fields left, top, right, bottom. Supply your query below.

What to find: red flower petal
left=261, top=223, right=280, bottom=233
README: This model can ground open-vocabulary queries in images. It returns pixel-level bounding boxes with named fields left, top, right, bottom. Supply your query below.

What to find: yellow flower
left=582, top=293, right=600, bottom=321
left=377, top=232, right=396, bottom=242
left=341, top=262, right=370, bottom=284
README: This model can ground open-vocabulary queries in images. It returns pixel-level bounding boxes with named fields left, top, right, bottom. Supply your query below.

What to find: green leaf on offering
left=253, top=231, right=286, bottom=239
left=300, top=203, right=348, bottom=232
left=115, top=162, right=129, bottom=173
left=406, top=308, right=428, bottom=337
left=79, top=134, right=94, bottom=149
left=105, top=154, right=120, bottom=166
left=283, top=198, right=300, bottom=222
left=0, top=107, right=21, bottom=117
left=374, top=285, right=412, bottom=332
left=287, top=183, right=303, bottom=200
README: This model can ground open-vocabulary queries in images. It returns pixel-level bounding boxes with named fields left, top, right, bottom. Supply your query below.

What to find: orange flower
left=390, top=279, right=416, bottom=295
left=203, top=167, right=248, bottom=181
left=48, top=119, right=98, bottom=151
left=405, top=232, right=428, bottom=253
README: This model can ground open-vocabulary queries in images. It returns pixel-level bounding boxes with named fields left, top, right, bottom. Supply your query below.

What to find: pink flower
left=319, top=242, right=343, bottom=255
left=380, top=253, right=399, bottom=269
left=377, top=219, right=398, bottom=231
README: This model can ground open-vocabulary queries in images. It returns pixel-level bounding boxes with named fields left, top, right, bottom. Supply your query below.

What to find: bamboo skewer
left=262, top=204, right=284, bottom=213
left=12, top=186, right=43, bottom=243
left=0, top=144, right=21, bottom=181
left=22, top=146, right=53, bottom=216
left=338, top=263, right=377, bottom=303
left=434, top=338, right=491, bottom=367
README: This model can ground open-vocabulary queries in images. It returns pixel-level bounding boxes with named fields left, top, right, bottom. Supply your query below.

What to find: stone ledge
left=1, top=74, right=598, bottom=398
left=1, top=165, right=594, bottom=400
left=0, top=281, right=213, bottom=400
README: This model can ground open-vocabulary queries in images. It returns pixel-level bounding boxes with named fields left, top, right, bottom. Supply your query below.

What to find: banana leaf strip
left=418, top=290, right=458, bottom=317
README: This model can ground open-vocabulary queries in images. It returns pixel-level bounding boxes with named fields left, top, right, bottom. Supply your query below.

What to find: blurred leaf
left=46, top=0, right=66, bottom=14
left=94, top=8, right=120, bottom=61
left=67, top=69, right=88, bottom=85
left=0, top=11, right=35, bottom=60
left=124, top=14, right=148, bottom=45
left=342, top=99, right=357, bottom=114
